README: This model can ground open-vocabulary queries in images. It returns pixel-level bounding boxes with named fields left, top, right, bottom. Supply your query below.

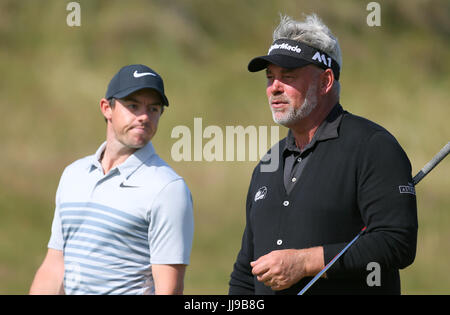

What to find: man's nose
left=268, top=79, right=284, bottom=95
left=136, top=109, right=151, bottom=122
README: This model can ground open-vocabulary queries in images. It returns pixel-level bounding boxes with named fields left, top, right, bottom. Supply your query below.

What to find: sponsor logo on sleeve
left=398, top=182, right=416, bottom=195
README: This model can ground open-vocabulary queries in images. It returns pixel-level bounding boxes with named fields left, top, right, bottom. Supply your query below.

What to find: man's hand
left=250, top=247, right=324, bottom=291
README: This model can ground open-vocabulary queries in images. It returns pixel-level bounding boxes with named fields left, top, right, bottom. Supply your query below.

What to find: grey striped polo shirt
left=48, top=141, right=194, bottom=294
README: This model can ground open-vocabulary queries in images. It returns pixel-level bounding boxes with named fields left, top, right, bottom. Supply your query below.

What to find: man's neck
left=100, top=139, right=138, bottom=175
left=289, top=102, right=335, bottom=151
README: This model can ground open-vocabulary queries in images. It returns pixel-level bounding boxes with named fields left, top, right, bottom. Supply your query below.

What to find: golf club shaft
left=298, top=141, right=450, bottom=295
left=412, top=142, right=450, bottom=185
left=298, top=226, right=366, bottom=295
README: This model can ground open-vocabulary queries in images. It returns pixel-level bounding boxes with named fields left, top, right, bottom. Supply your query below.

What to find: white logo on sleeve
left=398, top=182, right=416, bottom=195
left=133, top=70, right=157, bottom=78
left=254, top=186, right=268, bottom=202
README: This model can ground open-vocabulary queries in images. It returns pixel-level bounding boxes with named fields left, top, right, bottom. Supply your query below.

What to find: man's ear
left=100, top=98, right=112, bottom=121
left=319, top=69, right=334, bottom=95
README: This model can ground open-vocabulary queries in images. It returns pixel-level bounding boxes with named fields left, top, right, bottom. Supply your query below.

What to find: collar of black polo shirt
left=283, top=103, right=344, bottom=156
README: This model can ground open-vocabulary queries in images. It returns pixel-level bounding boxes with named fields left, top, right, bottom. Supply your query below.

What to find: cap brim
left=112, top=86, right=169, bottom=106
left=248, top=54, right=312, bottom=72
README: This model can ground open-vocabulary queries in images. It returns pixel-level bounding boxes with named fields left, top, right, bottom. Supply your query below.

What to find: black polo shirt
left=283, top=104, right=343, bottom=193
left=229, top=103, right=418, bottom=295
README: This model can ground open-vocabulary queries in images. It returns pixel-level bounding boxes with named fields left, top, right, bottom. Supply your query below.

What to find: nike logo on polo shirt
left=133, top=70, right=157, bottom=78
left=119, top=180, right=140, bottom=188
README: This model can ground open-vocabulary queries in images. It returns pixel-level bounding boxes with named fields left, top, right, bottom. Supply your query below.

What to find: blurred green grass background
left=0, top=0, right=449, bottom=294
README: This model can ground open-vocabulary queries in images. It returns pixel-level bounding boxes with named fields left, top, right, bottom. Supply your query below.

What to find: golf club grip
left=413, top=142, right=450, bottom=185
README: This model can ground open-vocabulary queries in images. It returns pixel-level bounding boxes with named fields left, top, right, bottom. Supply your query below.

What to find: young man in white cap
left=229, top=14, right=418, bottom=295
left=30, top=64, right=194, bottom=295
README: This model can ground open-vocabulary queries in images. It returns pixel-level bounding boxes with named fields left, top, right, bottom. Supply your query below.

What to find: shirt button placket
left=277, top=200, right=290, bottom=247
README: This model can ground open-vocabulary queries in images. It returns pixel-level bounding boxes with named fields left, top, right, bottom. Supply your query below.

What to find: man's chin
left=272, top=112, right=295, bottom=127
left=127, top=138, right=151, bottom=149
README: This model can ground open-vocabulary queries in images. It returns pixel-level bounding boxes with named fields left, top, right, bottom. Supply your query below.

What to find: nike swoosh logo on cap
left=133, top=70, right=157, bottom=78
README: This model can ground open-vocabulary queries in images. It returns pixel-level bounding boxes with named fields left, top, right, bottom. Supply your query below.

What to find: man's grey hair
left=273, top=14, right=342, bottom=96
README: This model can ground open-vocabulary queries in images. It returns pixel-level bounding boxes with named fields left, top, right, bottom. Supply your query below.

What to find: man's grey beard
left=270, top=84, right=318, bottom=126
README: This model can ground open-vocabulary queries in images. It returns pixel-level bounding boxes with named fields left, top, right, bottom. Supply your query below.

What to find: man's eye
left=128, top=104, right=138, bottom=110
left=147, top=106, right=159, bottom=113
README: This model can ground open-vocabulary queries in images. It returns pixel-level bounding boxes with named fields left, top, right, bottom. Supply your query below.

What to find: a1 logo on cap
left=312, top=51, right=332, bottom=68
